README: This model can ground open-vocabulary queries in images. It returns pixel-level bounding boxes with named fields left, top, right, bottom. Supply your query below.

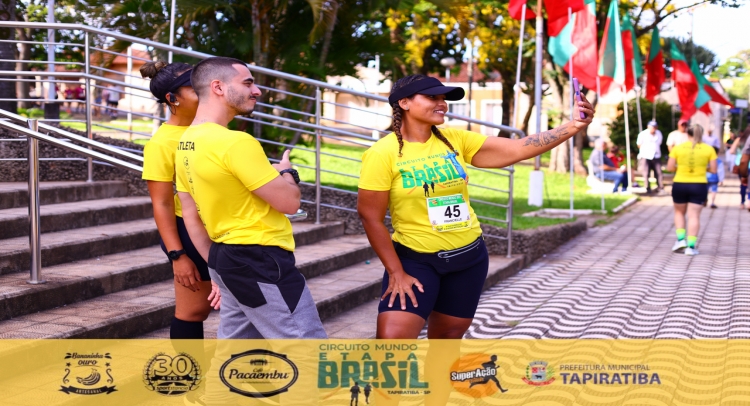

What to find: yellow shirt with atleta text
left=669, top=141, right=717, bottom=184
left=141, top=124, right=185, bottom=217
left=358, top=128, right=488, bottom=253
left=175, top=123, right=294, bottom=251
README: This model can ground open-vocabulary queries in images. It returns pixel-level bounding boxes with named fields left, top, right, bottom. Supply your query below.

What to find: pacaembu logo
left=219, top=349, right=298, bottom=398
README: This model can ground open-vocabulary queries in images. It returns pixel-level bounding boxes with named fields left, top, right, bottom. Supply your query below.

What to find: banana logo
left=76, top=369, right=101, bottom=386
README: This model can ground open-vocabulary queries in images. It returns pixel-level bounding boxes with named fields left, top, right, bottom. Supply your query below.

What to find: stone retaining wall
left=0, top=126, right=147, bottom=196
left=300, top=183, right=587, bottom=259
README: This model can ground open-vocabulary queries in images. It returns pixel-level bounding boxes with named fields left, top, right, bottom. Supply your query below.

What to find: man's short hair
left=191, top=56, right=249, bottom=98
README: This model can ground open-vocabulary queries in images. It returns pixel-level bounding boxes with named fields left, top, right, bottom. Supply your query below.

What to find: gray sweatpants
left=207, top=243, right=327, bottom=339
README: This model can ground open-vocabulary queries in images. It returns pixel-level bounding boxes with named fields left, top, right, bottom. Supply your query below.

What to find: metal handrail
left=0, top=21, right=525, bottom=138
left=0, top=21, right=523, bottom=264
left=0, top=118, right=143, bottom=172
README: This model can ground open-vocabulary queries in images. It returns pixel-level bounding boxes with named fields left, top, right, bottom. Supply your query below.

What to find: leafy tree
left=664, top=36, right=718, bottom=75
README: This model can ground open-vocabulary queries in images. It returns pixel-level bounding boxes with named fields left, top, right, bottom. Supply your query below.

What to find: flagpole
left=633, top=60, right=643, bottom=133
left=529, top=0, right=544, bottom=207
left=568, top=7, right=574, bottom=219
left=512, top=5, right=527, bottom=129
left=622, top=85, right=633, bottom=194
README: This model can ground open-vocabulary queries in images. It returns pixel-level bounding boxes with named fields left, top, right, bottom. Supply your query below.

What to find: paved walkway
left=465, top=177, right=750, bottom=339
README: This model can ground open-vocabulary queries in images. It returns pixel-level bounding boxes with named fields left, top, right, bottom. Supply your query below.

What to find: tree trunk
left=0, top=0, right=17, bottom=113
left=287, top=1, right=340, bottom=148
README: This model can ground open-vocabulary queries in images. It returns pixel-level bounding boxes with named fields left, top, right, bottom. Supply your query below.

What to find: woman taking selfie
left=358, top=74, right=594, bottom=339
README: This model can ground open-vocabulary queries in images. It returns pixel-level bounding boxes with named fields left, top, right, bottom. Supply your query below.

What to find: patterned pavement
left=464, top=177, right=750, bottom=340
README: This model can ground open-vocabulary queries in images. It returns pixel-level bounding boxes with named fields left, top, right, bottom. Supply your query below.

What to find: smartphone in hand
left=572, top=78, right=586, bottom=119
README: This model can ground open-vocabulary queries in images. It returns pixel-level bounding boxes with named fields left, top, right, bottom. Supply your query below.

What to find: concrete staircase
left=0, top=181, right=524, bottom=339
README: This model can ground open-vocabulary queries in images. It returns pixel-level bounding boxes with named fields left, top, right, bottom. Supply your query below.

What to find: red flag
left=509, top=0, right=536, bottom=20
left=699, top=103, right=712, bottom=115
left=703, top=82, right=733, bottom=106
left=569, top=3, right=598, bottom=90
left=669, top=42, right=699, bottom=120
left=645, top=27, right=664, bottom=101
left=546, top=0, right=585, bottom=37
left=622, top=14, right=643, bottom=92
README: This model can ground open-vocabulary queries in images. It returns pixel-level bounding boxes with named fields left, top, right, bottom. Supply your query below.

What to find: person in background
left=668, top=124, right=717, bottom=256
left=107, top=84, right=124, bottom=119
left=591, top=139, right=629, bottom=193
left=738, top=129, right=750, bottom=212
left=703, top=130, right=723, bottom=209
left=607, top=144, right=624, bottom=168
left=726, top=132, right=737, bottom=174
left=730, top=129, right=750, bottom=208
left=636, top=120, right=664, bottom=193
left=666, top=119, right=689, bottom=152
left=139, top=61, right=218, bottom=339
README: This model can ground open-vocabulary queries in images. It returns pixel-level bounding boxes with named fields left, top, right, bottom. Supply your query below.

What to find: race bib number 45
left=427, top=194, right=472, bottom=232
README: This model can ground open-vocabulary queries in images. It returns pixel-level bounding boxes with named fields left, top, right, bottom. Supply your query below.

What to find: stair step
left=0, top=196, right=153, bottom=239
left=0, top=218, right=160, bottom=275
left=0, top=222, right=345, bottom=321
left=0, top=181, right=128, bottom=210
left=324, top=255, right=526, bottom=339
left=140, top=257, right=385, bottom=338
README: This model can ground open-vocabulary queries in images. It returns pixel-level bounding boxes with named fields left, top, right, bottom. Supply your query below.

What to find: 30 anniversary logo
left=60, top=352, right=116, bottom=395
left=143, top=352, right=202, bottom=396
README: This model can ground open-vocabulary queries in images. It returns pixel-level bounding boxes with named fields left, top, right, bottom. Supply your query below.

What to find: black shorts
left=379, top=237, right=489, bottom=320
left=671, top=182, right=708, bottom=205
left=159, top=216, right=211, bottom=281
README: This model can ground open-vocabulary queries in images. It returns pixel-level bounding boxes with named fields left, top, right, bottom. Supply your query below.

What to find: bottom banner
left=0, top=339, right=747, bottom=405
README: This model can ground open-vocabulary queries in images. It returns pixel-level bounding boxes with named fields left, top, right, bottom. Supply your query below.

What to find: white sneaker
left=684, top=247, right=699, bottom=256
left=672, top=240, right=687, bottom=252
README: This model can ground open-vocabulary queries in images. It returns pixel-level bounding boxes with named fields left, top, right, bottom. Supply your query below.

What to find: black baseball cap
left=388, top=77, right=465, bottom=105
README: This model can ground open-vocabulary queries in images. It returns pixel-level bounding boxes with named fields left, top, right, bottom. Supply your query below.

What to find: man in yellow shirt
left=175, top=56, right=326, bottom=338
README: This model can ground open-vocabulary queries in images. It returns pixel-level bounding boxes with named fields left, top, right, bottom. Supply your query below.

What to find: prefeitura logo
left=219, top=349, right=298, bottom=398
left=523, top=361, right=555, bottom=386
left=143, top=352, right=202, bottom=396
left=60, top=352, right=116, bottom=395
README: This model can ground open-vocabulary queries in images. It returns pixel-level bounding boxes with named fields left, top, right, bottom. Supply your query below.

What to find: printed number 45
left=444, top=205, right=461, bottom=218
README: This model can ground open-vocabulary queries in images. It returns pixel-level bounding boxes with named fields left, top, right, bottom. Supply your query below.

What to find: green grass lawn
left=62, top=119, right=155, bottom=134
left=290, top=142, right=630, bottom=230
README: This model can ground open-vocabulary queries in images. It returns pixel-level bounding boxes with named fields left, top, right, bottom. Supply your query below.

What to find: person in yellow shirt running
left=175, top=57, right=326, bottom=339
left=140, top=61, right=219, bottom=339
left=358, top=74, right=595, bottom=339
left=667, top=124, right=717, bottom=256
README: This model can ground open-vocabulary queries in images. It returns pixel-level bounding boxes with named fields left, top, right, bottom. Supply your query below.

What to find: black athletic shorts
left=671, top=182, right=709, bottom=205
left=379, top=237, right=489, bottom=320
left=159, top=215, right=211, bottom=281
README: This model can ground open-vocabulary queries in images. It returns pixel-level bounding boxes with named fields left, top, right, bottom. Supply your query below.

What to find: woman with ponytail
left=667, top=124, right=718, bottom=256
left=140, top=61, right=218, bottom=339
left=358, top=74, right=595, bottom=339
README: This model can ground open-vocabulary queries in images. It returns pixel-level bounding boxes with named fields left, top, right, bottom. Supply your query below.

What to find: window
left=448, top=102, right=469, bottom=121
left=482, top=102, right=503, bottom=135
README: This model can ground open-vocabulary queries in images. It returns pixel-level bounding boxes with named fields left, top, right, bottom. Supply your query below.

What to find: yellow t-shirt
left=358, top=128, right=487, bottom=253
left=175, top=123, right=294, bottom=251
left=141, top=124, right=185, bottom=217
left=669, top=141, right=717, bottom=184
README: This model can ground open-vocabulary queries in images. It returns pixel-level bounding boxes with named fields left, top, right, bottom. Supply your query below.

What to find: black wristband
left=279, top=168, right=300, bottom=184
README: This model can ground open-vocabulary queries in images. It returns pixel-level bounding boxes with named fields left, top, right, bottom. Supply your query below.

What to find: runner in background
left=357, top=74, right=595, bottom=340
left=140, top=61, right=219, bottom=340
left=668, top=124, right=717, bottom=256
